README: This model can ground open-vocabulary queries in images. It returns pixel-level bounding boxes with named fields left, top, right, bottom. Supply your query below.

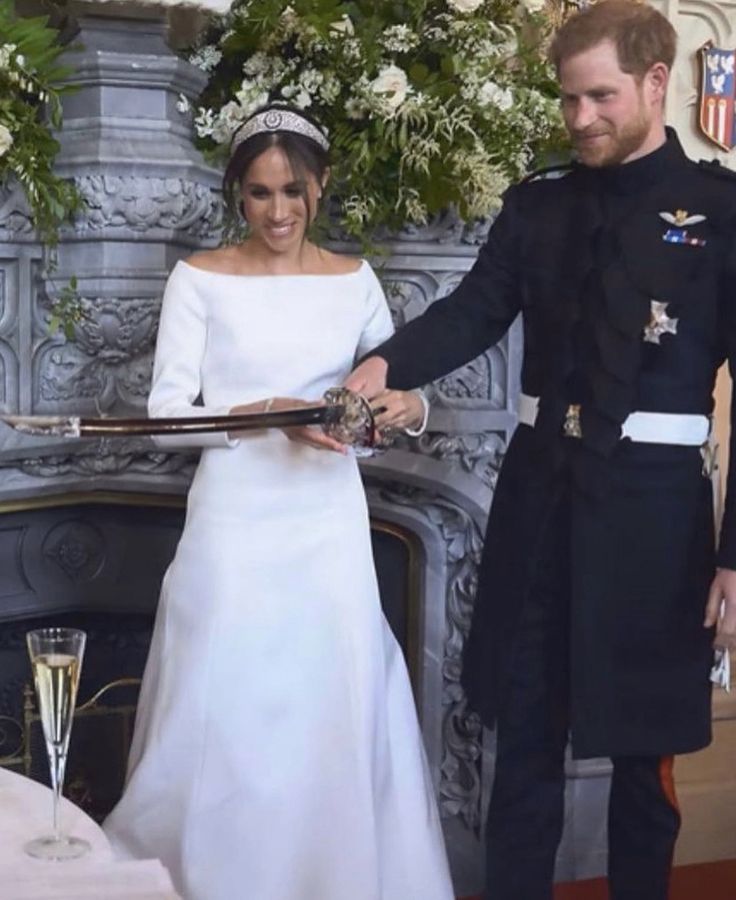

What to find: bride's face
left=240, top=146, right=323, bottom=253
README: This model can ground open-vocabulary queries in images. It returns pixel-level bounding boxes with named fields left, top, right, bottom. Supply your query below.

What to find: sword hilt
left=323, top=387, right=376, bottom=448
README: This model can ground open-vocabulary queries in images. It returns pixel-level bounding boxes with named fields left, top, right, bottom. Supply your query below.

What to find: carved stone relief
left=381, top=267, right=515, bottom=409
left=388, top=210, right=492, bottom=246
left=374, top=481, right=486, bottom=828
left=42, top=520, right=106, bottom=583
left=381, top=276, right=432, bottom=330
left=0, top=442, right=196, bottom=480
left=328, top=209, right=492, bottom=247
left=35, top=297, right=159, bottom=412
left=415, top=432, right=506, bottom=491
left=0, top=182, right=34, bottom=239
left=72, top=175, right=222, bottom=238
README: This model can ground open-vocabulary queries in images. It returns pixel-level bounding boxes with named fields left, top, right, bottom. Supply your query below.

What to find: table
left=0, top=767, right=181, bottom=899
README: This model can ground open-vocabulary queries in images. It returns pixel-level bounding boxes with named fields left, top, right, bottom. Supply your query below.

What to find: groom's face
left=558, top=39, right=664, bottom=167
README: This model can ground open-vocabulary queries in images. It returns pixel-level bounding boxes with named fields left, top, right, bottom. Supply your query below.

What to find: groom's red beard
left=571, top=107, right=652, bottom=168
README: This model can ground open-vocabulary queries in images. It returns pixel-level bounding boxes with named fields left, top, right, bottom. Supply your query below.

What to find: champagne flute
left=25, top=627, right=91, bottom=860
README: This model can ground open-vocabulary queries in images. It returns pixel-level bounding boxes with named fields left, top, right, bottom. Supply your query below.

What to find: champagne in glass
left=25, top=627, right=91, bottom=860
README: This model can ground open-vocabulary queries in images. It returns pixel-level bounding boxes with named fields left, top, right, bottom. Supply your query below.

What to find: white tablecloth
left=0, top=768, right=180, bottom=899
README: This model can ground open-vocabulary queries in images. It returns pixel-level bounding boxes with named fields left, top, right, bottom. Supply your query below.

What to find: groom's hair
left=549, top=0, right=677, bottom=79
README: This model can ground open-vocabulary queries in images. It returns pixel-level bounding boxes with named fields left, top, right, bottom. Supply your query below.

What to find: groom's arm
left=347, top=185, right=525, bottom=397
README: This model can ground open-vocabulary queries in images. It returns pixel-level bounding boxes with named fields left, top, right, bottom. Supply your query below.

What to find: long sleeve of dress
left=371, top=186, right=524, bottom=390
left=148, top=263, right=239, bottom=450
left=356, top=264, right=395, bottom=359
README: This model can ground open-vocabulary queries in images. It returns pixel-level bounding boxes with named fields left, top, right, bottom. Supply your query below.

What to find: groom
left=347, top=2, right=736, bottom=898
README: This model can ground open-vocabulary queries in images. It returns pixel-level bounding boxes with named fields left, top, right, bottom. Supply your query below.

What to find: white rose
left=447, top=0, right=484, bottom=13
left=243, top=52, right=270, bottom=78
left=292, top=88, right=312, bottom=110
left=478, top=80, right=514, bottom=112
left=189, top=45, right=222, bottom=73
left=234, top=80, right=269, bottom=116
left=0, top=44, right=16, bottom=69
left=194, top=107, right=216, bottom=138
left=300, top=68, right=323, bottom=93
left=211, top=100, right=246, bottom=144
left=370, top=64, right=410, bottom=113
left=345, top=97, right=366, bottom=120
left=0, top=123, right=13, bottom=158
left=329, top=15, right=354, bottom=36
left=519, top=0, right=546, bottom=12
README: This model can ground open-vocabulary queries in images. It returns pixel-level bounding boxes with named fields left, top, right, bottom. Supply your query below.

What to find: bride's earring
left=237, top=200, right=251, bottom=235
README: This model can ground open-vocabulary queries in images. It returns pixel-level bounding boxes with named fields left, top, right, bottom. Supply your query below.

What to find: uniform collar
left=578, top=127, right=685, bottom=195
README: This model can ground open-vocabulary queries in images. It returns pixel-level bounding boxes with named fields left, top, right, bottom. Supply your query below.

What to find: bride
left=103, top=104, right=454, bottom=900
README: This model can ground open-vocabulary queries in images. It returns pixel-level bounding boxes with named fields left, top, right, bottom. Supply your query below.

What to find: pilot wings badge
left=659, top=210, right=707, bottom=247
left=698, top=42, right=736, bottom=151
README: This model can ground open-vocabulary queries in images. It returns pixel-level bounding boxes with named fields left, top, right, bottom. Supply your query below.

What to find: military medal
left=563, top=404, right=582, bottom=439
left=643, top=301, right=678, bottom=345
left=659, top=210, right=707, bottom=247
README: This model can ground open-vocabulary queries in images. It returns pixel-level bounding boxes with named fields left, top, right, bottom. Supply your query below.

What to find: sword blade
left=2, top=404, right=343, bottom=438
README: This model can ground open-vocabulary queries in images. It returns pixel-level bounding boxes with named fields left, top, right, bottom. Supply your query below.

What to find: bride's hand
left=231, top=397, right=348, bottom=453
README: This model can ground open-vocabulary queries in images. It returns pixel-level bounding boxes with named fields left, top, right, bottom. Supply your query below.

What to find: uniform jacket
left=376, top=130, right=736, bottom=758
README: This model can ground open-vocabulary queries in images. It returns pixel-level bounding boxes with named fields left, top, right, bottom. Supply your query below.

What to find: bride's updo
left=223, top=104, right=331, bottom=223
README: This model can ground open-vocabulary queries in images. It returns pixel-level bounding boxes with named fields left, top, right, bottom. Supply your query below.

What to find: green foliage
left=47, top=275, right=85, bottom=340
left=187, top=0, right=566, bottom=237
left=0, top=0, right=80, bottom=243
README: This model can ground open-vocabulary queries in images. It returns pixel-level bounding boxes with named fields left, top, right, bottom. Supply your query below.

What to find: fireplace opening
left=0, top=493, right=423, bottom=822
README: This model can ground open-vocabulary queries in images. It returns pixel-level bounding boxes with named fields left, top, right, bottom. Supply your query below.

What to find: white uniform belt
left=517, top=393, right=709, bottom=446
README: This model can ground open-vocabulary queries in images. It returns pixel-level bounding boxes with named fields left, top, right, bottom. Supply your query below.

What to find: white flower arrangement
left=188, top=0, right=565, bottom=236
left=0, top=122, right=14, bottom=158
left=0, top=1, right=79, bottom=242
left=447, top=0, right=485, bottom=12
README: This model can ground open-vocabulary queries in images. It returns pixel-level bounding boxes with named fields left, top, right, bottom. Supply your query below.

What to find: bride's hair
left=223, top=104, right=331, bottom=225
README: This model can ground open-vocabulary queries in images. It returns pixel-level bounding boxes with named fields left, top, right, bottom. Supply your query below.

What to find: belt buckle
left=563, top=404, right=582, bottom=439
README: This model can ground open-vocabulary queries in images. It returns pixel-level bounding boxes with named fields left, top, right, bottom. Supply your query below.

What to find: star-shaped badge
left=644, top=300, right=678, bottom=344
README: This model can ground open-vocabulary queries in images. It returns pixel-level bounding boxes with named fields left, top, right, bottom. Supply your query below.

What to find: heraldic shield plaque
left=699, top=42, right=736, bottom=151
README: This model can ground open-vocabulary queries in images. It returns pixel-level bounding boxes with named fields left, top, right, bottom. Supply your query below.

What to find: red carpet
left=458, top=857, right=736, bottom=899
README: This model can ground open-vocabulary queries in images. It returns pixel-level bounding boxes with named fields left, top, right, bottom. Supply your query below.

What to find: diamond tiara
left=231, top=109, right=330, bottom=155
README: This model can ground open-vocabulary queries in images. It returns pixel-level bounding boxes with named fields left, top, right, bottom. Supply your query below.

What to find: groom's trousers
left=483, top=496, right=681, bottom=900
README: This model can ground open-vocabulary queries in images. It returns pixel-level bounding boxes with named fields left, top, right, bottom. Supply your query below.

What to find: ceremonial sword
left=0, top=388, right=377, bottom=448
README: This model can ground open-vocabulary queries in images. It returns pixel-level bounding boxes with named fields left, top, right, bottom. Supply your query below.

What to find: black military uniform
left=370, top=129, right=736, bottom=899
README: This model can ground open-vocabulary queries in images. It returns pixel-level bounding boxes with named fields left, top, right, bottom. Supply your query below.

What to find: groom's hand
left=344, top=356, right=388, bottom=400
left=705, top=567, right=736, bottom=651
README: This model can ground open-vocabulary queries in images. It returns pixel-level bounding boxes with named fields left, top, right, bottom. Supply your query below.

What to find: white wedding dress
left=104, top=260, right=454, bottom=900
